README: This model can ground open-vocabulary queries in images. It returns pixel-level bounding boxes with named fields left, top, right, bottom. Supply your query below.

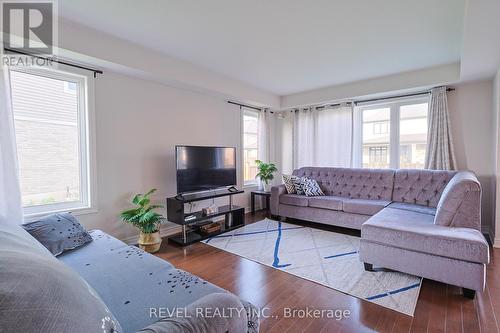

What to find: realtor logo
left=2, top=1, right=55, bottom=54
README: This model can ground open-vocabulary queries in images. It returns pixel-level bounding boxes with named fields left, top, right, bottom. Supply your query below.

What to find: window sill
left=24, top=206, right=98, bottom=220
left=243, top=183, right=259, bottom=189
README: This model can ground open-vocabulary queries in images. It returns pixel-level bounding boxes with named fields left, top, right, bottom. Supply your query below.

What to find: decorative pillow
left=22, top=212, right=93, bottom=256
left=282, top=174, right=296, bottom=194
left=302, top=178, right=325, bottom=196
left=292, top=176, right=306, bottom=195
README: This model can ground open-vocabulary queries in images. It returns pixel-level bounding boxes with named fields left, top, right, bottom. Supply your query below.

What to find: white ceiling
left=59, top=0, right=466, bottom=95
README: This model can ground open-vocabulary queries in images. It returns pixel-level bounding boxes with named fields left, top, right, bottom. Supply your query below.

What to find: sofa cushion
left=22, top=212, right=93, bottom=256
left=279, top=194, right=309, bottom=207
left=387, top=202, right=437, bottom=216
left=361, top=208, right=489, bottom=264
left=0, top=223, right=122, bottom=333
left=343, top=198, right=391, bottom=216
left=293, top=167, right=395, bottom=200
left=308, top=196, right=343, bottom=210
left=392, top=169, right=456, bottom=207
left=59, top=230, right=227, bottom=333
left=434, top=171, right=481, bottom=229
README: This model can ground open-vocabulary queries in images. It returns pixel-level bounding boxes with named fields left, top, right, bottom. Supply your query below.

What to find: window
left=373, top=121, right=388, bottom=134
left=10, top=67, right=94, bottom=216
left=368, top=147, right=388, bottom=165
left=362, top=107, right=391, bottom=168
left=399, top=103, right=428, bottom=168
left=358, top=97, right=428, bottom=169
left=242, top=108, right=259, bottom=185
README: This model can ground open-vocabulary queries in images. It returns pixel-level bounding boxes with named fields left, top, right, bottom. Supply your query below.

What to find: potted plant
left=120, top=189, right=165, bottom=253
left=255, top=160, right=278, bottom=192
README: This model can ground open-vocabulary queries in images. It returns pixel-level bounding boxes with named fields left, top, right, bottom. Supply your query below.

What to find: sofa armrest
left=270, top=185, right=287, bottom=215
left=435, top=171, right=482, bottom=230
left=137, top=293, right=257, bottom=333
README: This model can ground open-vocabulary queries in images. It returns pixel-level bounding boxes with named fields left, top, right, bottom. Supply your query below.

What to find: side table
left=251, top=190, right=271, bottom=214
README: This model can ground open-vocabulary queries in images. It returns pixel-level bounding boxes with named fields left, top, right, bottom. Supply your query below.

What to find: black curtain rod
left=228, top=101, right=274, bottom=113
left=355, top=87, right=455, bottom=105
left=289, top=102, right=352, bottom=112
left=315, top=101, right=352, bottom=110
left=288, top=87, right=455, bottom=112
left=3, top=48, right=103, bottom=78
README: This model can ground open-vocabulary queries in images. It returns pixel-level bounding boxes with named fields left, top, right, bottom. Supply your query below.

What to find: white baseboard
left=122, top=224, right=181, bottom=245
left=494, top=238, right=500, bottom=248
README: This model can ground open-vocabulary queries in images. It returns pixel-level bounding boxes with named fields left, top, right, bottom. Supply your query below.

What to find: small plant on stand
left=255, top=160, right=277, bottom=192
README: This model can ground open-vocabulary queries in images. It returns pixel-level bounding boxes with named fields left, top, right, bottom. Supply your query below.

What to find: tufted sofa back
left=292, top=167, right=395, bottom=200
left=291, top=167, right=457, bottom=206
left=392, top=169, right=456, bottom=207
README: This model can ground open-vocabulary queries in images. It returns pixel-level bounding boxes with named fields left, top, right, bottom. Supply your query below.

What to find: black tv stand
left=166, top=188, right=245, bottom=246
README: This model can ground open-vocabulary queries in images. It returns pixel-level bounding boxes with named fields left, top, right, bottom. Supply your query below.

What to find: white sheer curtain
left=293, top=108, right=315, bottom=168
left=293, top=104, right=353, bottom=169
left=0, top=67, right=23, bottom=225
left=425, top=87, right=457, bottom=170
left=257, top=109, right=271, bottom=163
left=351, top=105, right=363, bottom=167
left=257, top=108, right=276, bottom=189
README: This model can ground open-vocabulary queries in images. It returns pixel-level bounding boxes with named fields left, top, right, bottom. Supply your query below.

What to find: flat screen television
left=176, top=145, right=237, bottom=194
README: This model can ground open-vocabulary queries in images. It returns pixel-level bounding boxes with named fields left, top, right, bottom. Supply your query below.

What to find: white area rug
left=203, top=218, right=422, bottom=316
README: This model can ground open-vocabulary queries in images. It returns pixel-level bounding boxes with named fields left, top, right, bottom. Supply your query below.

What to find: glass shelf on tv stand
left=170, top=205, right=245, bottom=246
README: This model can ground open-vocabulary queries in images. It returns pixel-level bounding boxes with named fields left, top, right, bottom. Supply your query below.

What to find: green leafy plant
left=255, top=160, right=278, bottom=185
left=120, top=189, right=165, bottom=234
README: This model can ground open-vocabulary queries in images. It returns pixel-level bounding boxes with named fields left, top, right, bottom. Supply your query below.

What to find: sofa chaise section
left=360, top=170, right=488, bottom=298
left=359, top=207, right=489, bottom=295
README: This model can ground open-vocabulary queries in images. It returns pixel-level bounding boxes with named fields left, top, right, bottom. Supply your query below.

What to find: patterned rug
left=203, top=218, right=422, bottom=316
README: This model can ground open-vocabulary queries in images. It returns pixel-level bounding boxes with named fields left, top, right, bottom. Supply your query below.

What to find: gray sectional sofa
left=270, top=167, right=490, bottom=299
left=0, top=221, right=258, bottom=332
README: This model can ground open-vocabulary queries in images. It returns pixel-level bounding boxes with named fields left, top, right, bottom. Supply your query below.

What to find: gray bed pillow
left=22, top=212, right=93, bottom=256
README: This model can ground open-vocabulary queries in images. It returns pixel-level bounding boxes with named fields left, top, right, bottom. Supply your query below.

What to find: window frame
left=9, top=65, right=97, bottom=217
left=241, top=107, right=259, bottom=187
left=356, top=96, right=429, bottom=169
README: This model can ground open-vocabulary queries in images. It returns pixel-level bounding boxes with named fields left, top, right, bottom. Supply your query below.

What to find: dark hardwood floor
left=155, top=211, right=500, bottom=333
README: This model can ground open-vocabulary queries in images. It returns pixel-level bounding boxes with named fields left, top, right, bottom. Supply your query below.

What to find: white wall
left=281, top=63, right=460, bottom=108
left=448, top=79, right=495, bottom=235
left=77, top=71, right=257, bottom=241
left=493, top=69, right=500, bottom=246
